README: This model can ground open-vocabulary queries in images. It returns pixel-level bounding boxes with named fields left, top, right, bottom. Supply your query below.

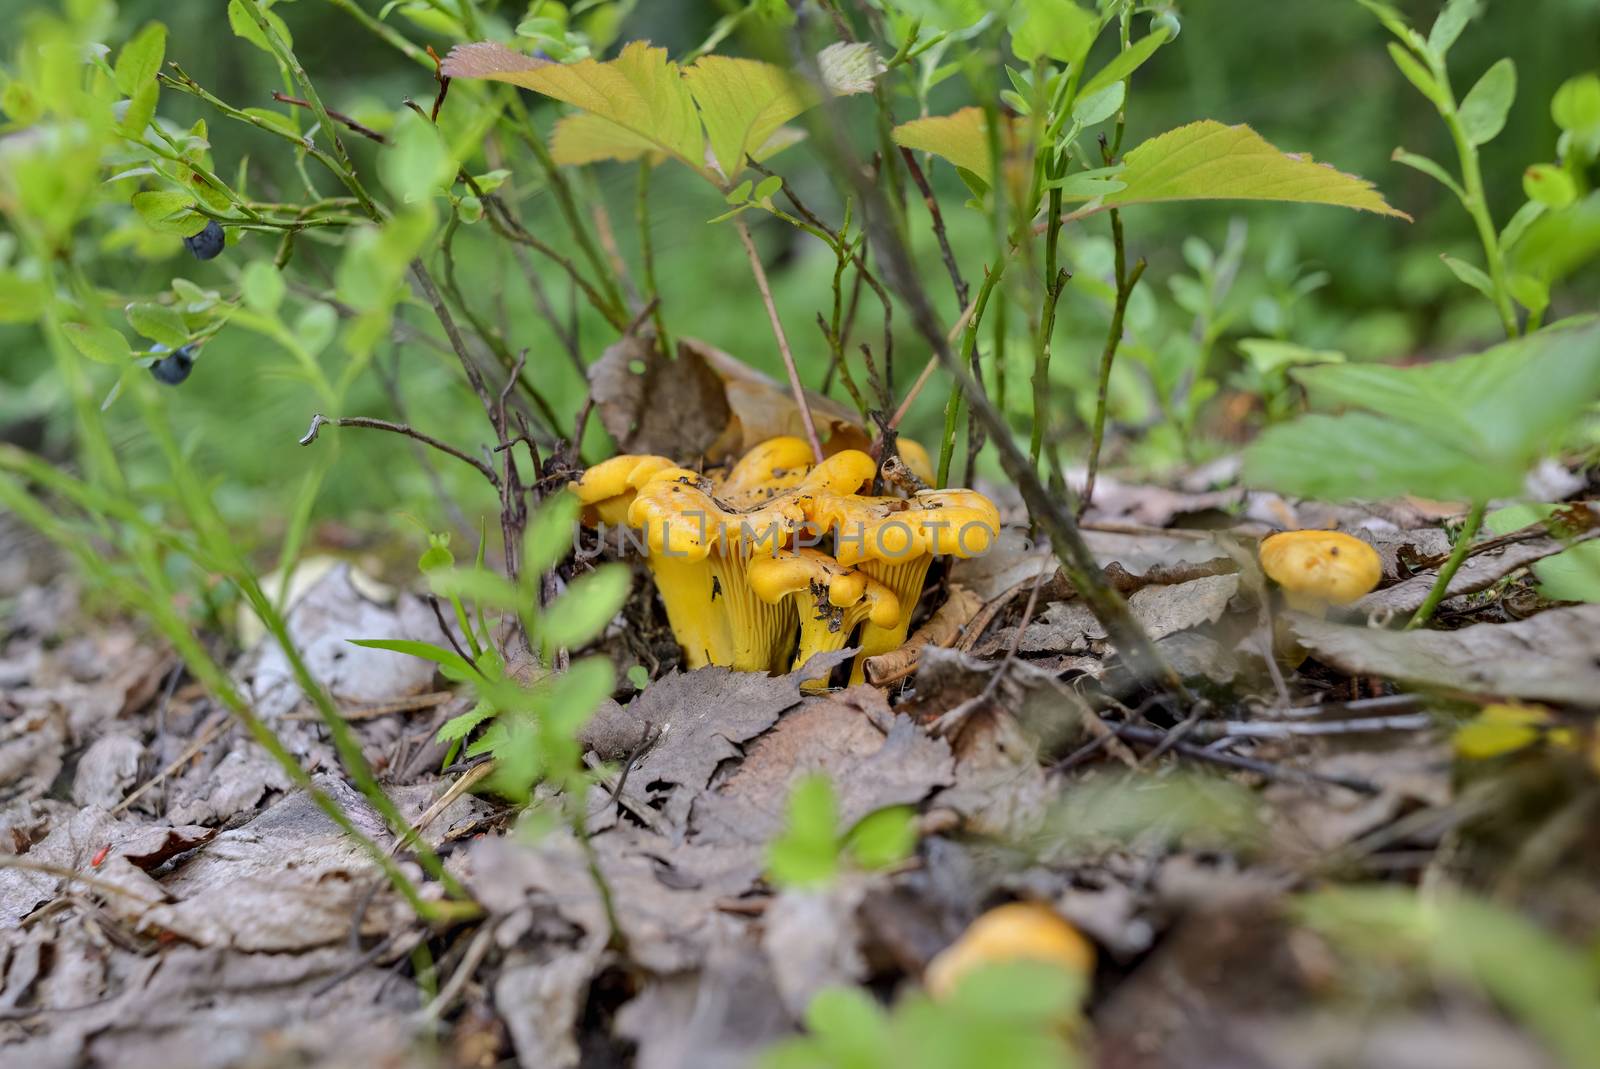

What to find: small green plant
left=760, top=960, right=1085, bottom=1069
left=766, top=774, right=919, bottom=889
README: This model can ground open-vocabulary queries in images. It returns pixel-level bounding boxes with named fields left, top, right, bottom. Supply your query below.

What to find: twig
left=270, top=92, right=388, bottom=143
left=111, top=711, right=229, bottom=814
left=1109, top=723, right=1380, bottom=794
left=734, top=215, right=824, bottom=463
left=299, top=414, right=497, bottom=485
left=899, top=147, right=968, bottom=308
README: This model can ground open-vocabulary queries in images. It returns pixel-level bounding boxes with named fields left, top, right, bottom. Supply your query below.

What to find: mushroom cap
left=1259, top=529, right=1381, bottom=607
left=567, top=454, right=676, bottom=525
left=747, top=548, right=901, bottom=628
left=628, top=476, right=804, bottom=561
left=718, top=436, right=817, bottom=507
left=924, top=902, right=1095, bottom=1001
left=810, top=487, right=1000, bottom=567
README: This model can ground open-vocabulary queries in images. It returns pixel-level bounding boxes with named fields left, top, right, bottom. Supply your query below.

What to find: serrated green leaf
left=684, top=56, right=816, bottom=181
left=1387, top=42, right=1443, bottom=107
left=132, top=189, right=196, bottom=229
left=540, top=563, right=630, bottom=650
left=1078, top=25, right=1171, bottom=100
left=1009, top=0, right=1097, bottom=67
left=1523, top=163, right=1575, bottom=209
left=1244, top=412, right=1502, bottom=500
left=63, top=322, right=131, bottom=365
left=892, top=107, right=994, bottom=185
left=443, top=41, right=706, bottom=175
left=1391, top=147, right=1464, bottom=201
left=549, top=112, right=660, bottom=166
left=1427, top=0, right=1480, bottom=59
left=114, top=22, right=166, bottom=97
left=1440, top=252, right=1495, bottom=300
left=240, top=260, right=285, bottom=313
left=125, top=302, right=188, bottom=347
left=1081, top=121, right=1408, bottom=218
left=1459, top=58, right=1515, bottom=146
left=435, top=700, right=495, bottom=744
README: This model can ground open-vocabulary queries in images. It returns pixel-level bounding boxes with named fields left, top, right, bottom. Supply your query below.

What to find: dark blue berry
left=183, top=220, right=225, bottom=261
left=149, top=344, right=196, bottom=386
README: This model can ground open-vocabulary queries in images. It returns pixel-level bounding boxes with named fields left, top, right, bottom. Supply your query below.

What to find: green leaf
left=240, top=260, right=285, bottom=313
left=114, top=21, right=166, bottom=97
left=121, top=79, right=160, bottom=138
left=626, top=664, right=649, bottom=690
left=427, top=567, right=528, bottom=612
left=1522, top=163, right=1576, bottom=209
left=435, top=700, right=495, bottom=744
left=132, top=190, right=199, bottom=233
left=753, top=174, right=783, bottom=201
left=1506, top=272, right=1549, bottom=316
left=348, top=638, right=477, bottom=679
left=724, top=178, right=753, bottom=204
left=892, top=107, right=994, bottom=185
left=523, top=492, right=580, bottom=576
left=1296, top=888, right=1600, bottom=1069
left=443, top=41, right=706, bottom=175
left=1440, top=252, right=1496, bottom=300
left=228, top=0, right=293, bottom=55
left=1426, top=0, right=1480, bottom=59
left=1083, top=121, right=1409, bottom=218
left=1237, top=338, right=1345, bottom=377
left=684, top=56, right=817, bottom=181
left=63, top=323, right=131, bottom=365
left=1552, top=73, right=1600, bottom=134
left=124, top=302, right=188, bottom=347
left=1244, top=412, right=1503, bottom=500
left=1386, top=42, right=1443, bottom=108
left=1009, top=0, right=1097, bottom=67
left=1391, top=147, right=1465, bottom=201
left=242, top=106, right=301, bottom=138
left=380, top=110, right=454, bottom=202
left=1247, top=321, right=1600, bottom=501
left=1078, top=25, right=1172, bottom=100
left=1071, top=81, right=1124, bottom=126
left=1049, top=166, right=1125, bottom=198
left=842, top=806, right=917, bottom=870
left=1499, top=199, right=1546, bottom=250
left=1458, top=58, right=1515, bottom=146
left=766, top=774, right=840, bottom=889
left=540, top=563, right=630, bottom=650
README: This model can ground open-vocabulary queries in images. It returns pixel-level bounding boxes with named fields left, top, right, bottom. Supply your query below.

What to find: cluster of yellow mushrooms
left=569, top=436, right=1001, bottom=687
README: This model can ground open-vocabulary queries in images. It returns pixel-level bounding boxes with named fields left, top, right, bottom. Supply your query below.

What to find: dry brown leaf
left=863, top=583, right=983, bottom=685
left=1357, top=528, right=1600, bottom=615
left=1291, top=605, right=1600, bottom=704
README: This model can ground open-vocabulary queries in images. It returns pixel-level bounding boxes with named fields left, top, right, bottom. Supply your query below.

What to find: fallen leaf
left=495, top=944, right=604, bottom=1069
left=690, top=692, right=953, bottom=846
left=1357, top=529, right=1600, bottom=615
left=1291, top=605, right=1600, bottom=704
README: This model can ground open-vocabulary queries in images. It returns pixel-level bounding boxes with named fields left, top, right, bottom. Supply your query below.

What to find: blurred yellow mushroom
left=924, top=902, right=1094, bottom=1001
left=1258, top=529, right=1381, bottom=612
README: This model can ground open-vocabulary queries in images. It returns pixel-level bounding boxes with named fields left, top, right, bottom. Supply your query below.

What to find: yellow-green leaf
left=443, top=41, right=705, bottom=175
left=892, top=106, right=994, bottom=185
left=549, top=112, right=659, bottom=166
left=683, top=56, right=814, bottom=181
left=1087, top=121, right=1410, bottom=219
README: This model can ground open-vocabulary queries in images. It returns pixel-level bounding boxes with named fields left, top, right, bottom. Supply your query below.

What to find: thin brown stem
left=299, top=414, right=497, bottom=485
left=900, top=147, right=968, bottom=308
left=734, top=215, right=824, bottom=463
left=270, top=92, right=388, bottom=143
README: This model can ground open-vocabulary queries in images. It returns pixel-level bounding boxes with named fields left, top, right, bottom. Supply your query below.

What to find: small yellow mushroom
left=567, top=453, right=677, bottom=526
left=748, top=548, right=900, bottom=690
left=1258, top=529, right=1382, bottom=612
left=717, top=435, right=818, bottom=508
left=924, top=902, right=1094, bottom=1001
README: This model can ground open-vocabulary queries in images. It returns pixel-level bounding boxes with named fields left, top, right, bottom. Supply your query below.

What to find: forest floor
left=2, top=468, right=1597, bottom=1069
